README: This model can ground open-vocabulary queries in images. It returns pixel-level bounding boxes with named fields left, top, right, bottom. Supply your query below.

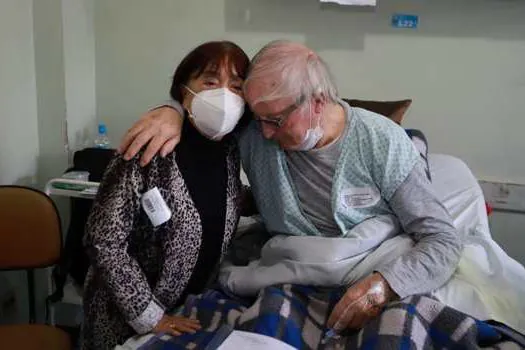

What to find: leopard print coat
left=80, top=142, right=242, bottom=350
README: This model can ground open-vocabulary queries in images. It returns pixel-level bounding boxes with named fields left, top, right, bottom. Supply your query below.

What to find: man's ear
left=312, top=94, right=326, bottom=115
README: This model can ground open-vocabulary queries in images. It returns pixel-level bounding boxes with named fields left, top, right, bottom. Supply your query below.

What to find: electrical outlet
left=479, top=180, right=525, bottom=213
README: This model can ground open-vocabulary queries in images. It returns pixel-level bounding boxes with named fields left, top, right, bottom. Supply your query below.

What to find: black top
left=176, top=118, right=229, bottom=296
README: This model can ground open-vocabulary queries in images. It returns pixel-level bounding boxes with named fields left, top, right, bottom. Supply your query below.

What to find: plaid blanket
left=139, top=284, right=522, bottom=350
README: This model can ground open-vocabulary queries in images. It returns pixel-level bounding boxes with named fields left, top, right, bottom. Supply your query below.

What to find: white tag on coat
left=141, top=187, right=172, bottom=227
left=341, top=187, right=380, bottom=209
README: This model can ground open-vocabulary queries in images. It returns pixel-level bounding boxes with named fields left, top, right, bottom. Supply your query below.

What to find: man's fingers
left=369, top=304, right=383, bottom=318
left=160, top=137, right=179, bottom=158
left=328, top=299, right=353, bottom=328
left=141, top=134, right=169, bottom=165
left=347, top=302, right=383, bottom=329
left=124, top=128, right=156, bottom=161
left=119, top=106, right=182, bottom=161
left=346, top=311, right=368, bottom=329
left=327, top=276, right=389, bottom=332
left=327, top=290, right=357, bottom=327
left=327, top=306, right=341, bottom=327
left=118, top=123, right=146, bottom=154
left=335, top=306, right=356, bottom=331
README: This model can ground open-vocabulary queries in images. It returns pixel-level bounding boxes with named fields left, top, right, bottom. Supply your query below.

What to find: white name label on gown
left=341, top=187, right=380, bottom=209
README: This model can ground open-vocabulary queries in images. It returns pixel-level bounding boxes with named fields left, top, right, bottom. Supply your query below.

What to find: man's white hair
left=245, top=40, right=338, bottom=110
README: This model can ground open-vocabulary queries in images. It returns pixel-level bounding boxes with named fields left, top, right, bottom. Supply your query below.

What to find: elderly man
left=119, top=40, right=462, bottom=331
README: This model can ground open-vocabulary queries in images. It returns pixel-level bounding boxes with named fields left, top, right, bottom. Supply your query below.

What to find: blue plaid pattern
left=138, top=285, right=521, bottom=350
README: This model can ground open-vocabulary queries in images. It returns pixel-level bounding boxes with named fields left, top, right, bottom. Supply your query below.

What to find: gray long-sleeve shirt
left=286, top=117, right=462, bottom=298
left=377, top=160, right=463, bottom=298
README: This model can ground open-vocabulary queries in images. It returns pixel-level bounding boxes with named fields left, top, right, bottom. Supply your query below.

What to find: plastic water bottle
left=94, top=123, right=111, bottom=149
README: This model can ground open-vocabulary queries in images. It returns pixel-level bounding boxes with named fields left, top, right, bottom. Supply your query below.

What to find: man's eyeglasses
left=254, top=96, right=306, bottom=129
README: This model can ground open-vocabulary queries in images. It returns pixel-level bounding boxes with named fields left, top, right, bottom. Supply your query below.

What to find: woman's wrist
left=128, top=298, right=165, bottom=334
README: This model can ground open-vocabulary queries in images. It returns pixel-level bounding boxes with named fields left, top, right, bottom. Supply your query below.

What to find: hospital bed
left=44, top=153, right=525, bottom=349
left=428, top=154, right=491, bottom=238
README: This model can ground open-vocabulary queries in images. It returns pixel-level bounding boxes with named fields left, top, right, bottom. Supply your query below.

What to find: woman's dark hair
left=170, top=41, right=252, bottom=133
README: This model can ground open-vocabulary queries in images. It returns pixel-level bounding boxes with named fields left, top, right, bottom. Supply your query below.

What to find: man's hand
left=152, top=314, right=201, bottom=337
left=118, top=106, right=184, bottom=166
left=327, top=273, right=396, bottom=330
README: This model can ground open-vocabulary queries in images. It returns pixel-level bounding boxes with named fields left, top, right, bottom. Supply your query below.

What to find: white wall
left=62, top=0, right=97, bottom=152
left=0, top=0, right=39, bottom=186
left=0, top=0, right=40, bottom=323
left=34, top=0, right=96, bottom=185
left=33, top=0, right=68, bottom=186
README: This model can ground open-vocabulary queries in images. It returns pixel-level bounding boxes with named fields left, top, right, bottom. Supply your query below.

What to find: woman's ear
left=181, top=85, right=193, bottom=112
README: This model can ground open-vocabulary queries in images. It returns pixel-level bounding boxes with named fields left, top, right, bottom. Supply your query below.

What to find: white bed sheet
left=428, top=154, right=525, bottom=333
left=428, top=153, right=491, bottom=239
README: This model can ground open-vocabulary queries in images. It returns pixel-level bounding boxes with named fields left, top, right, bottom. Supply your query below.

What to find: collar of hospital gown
left=238, top=100, right=420, bottom=244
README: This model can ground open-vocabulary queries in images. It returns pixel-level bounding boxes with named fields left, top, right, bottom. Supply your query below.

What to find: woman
left=81, top=41, right=251, bottom=349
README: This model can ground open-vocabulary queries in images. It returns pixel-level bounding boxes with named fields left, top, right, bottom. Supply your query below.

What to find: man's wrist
left=162, top=100, right=184, bottom=116
left=374, top=272, right=398, bottom=302
left=151, top=100, right=184, bottom=117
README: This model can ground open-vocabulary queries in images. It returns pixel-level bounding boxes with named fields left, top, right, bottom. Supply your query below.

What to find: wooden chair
left=0, top=186, right=71, bottom=349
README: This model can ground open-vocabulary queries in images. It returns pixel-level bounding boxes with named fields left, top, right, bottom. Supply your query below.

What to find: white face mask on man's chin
left=287, top=114, right=324, bottom=151
left=185, top=86, right=245, bottom=140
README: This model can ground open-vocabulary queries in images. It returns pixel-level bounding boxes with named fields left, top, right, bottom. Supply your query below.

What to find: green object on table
left=51, top=182, right=88, bottom=191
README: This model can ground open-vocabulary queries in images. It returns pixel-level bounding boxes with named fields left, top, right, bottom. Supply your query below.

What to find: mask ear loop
left=311, top=96, right=323, bottom=131
left=183, top=85, right=222, bottom=122
left=186, top=84, right=210, bottom=96
left=309, top=104, right=314, bottom=130
left=184, top=84, right=225, bottom=114
left=305, top=99, right=317, bottom=131
left=315, top=106, right=322, bottom=130
left=181, top=85, right=197, bottom=120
